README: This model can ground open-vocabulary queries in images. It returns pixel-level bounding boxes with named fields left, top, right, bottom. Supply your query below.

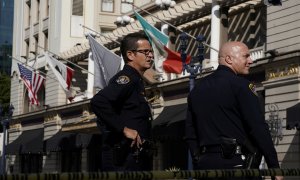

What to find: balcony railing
left=42, top=17, right=49, bottom=32
left=24, top=27, right=30, bottom=40
left=250, top=46, right=265, bottom=61
left=33, top=22, right=39, bottom=36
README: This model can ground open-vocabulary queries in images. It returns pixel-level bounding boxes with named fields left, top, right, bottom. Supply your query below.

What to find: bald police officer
left=91, top=32, right=153, bottom=171
left=185, top=42, right=283, bottom=180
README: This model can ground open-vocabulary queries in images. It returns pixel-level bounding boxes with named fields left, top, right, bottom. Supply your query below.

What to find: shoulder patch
left=249, top=83, right=258, bottom=96
left=116, top=75, right=130, bottom=84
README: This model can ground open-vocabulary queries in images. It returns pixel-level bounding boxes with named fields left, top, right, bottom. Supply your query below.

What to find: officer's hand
left=123, top=127, right=142, bottom=148
left=275, top=176, right=283, bottom=180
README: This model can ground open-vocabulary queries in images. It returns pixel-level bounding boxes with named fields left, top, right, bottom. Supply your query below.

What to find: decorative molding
left=266, top=64, right=299, bottom=80
left=80, top=114, right=96, bottom=123
left=146, top=89, right=162, bottom=104
left=44, top=112, right=61, bottom=123
left=61, top=121, right=98, bottom=133
left=9, top=123, right=22, bottom=131
left=81, top=104, right=90, bottom=118
left=61, top=114, right=98, bottom=134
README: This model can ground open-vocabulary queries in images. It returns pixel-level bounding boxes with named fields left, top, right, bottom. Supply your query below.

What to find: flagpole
left=10, top=55, right=82, bottom=94
left=10, top=55, right=56, bottom=81
left=127, top=2, right=219, bottom=53
left=37, top=45, right=95, bottom=76
left=80, top=24, right=121, bottom=45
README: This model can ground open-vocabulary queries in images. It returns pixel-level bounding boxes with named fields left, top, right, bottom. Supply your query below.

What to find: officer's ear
left=127, top=50, right=135, bottom=61
left=224, top=55, right=233, bottom=65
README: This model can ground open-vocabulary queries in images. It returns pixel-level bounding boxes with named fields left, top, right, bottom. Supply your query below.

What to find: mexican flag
left=134, top=11, right=191, bottom=75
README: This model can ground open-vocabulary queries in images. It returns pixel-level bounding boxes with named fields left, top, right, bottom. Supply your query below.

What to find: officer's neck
left=127, top=63, right=145, bottom=76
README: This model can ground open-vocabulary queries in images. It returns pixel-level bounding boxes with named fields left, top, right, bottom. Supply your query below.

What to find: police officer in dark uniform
left=91, top=32, right=154, bottom=171
left=185, top=42, right=283, bottom=180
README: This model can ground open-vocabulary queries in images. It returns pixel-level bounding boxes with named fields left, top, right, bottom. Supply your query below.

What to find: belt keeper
left=201, top=146, right=206, bottom=153
left=236, top=145, right=242, bottom=154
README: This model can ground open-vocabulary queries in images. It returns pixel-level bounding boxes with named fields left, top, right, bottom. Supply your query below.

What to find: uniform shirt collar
left=123, top=64, right=143, bottom=78
left=217, top=65, right=236, bottom=75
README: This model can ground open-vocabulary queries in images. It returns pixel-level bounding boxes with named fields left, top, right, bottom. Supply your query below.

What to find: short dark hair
left=120, top=32, right=150, bottom=64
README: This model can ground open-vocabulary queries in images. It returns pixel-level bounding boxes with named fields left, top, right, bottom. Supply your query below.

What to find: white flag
left=45, top=53, right=74, bottom=100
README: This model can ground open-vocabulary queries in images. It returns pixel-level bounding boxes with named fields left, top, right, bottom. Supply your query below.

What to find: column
left=209, top=0, right=221, bottom=70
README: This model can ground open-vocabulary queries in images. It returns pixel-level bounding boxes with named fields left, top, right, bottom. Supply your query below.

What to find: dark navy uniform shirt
left=91, top=65, right=152, bottom=140
left=185, top=65, right=280, bottom=168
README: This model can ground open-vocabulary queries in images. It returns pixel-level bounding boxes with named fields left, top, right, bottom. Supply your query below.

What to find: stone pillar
left=209, top=0, right=221, bottom=70
left=220, top=7, right=229, bottom=46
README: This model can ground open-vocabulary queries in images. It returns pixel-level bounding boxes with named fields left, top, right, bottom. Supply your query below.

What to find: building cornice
left=12, top=99, right=91, bottom=122
left=60, top=0, right=262, bottom=62
left=251, top=50, right=300, bottom=69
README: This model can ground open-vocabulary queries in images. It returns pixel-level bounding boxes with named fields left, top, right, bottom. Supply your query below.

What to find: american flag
left=17, top=63, right=45, bottom=105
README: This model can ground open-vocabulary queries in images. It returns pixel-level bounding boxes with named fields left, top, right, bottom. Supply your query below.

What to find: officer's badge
left=116, top=75, right=130, bottom=84
left=249, top=83, right=258, bottom=96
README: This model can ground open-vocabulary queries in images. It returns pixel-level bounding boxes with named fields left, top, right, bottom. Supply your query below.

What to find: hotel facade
left=4, top=0, right=300, bottom=177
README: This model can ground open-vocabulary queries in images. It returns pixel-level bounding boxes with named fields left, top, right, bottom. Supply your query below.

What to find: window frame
left=72, top=0, right=83, bottom=16
left=121, top=0, right=134, bottom=14
left=101, top=0, right=114, bottom=12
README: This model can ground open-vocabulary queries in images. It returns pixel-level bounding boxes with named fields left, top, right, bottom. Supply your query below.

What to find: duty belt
left=200, top=145, right=242, bottom=155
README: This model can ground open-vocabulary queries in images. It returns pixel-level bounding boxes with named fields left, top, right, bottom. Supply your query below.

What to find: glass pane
left=121, top=0, right=133, bottom=14
left=140, top=0, right=151, bottom=6
left=101, top=28, right=113, bottom=35
left=72, top=0, right=83, bottom=16
left=102, top=0, right=113, bottom=12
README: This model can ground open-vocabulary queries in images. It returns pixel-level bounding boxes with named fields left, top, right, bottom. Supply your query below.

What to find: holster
left=220, top=137, right=238, bottom=159
left=192, top=150, right=202, bottom=164
left=134, top=140, right=157, bottom=159
left=112, top=139, right=130, bottom=166
left=243, top=139, right=262, bottom=169
left=244, top=151, right=262, bottom=169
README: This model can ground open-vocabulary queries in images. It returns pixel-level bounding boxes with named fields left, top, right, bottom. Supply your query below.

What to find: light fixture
left=0, top=104, right=14, bottom=175
left=115, top=15, right=135, bottom=27
left=267, top=103, right=283, bottom=145
left=155, top=0, right=176, bottom=10
left=264, top=0, right=282, bottom=6
left=265, top=49, right=278, bottom=57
